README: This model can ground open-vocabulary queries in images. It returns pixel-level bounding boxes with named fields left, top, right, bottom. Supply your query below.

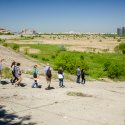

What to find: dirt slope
left=0, top=45, right=125, bottom=125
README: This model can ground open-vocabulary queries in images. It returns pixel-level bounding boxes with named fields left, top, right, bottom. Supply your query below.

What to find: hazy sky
left=0, top=0, right=125, bottom=33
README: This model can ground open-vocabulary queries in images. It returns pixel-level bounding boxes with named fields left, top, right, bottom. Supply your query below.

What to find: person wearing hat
left=32, top=65, right=39, bottom=88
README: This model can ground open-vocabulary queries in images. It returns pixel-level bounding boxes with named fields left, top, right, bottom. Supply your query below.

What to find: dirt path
left=0, top=78, right=125, bottom=125
left=0, top=45, right=44, bottom=72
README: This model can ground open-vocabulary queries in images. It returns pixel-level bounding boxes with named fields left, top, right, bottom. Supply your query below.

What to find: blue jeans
left=76, top=75, right=80, bottom=83
left=32, top=80, right=38, bottom=88
left=59, top=78, right=63, bottom=87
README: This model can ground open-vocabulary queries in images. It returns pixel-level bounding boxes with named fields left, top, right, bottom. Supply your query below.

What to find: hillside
left=0, top=44, right=125, bottom=125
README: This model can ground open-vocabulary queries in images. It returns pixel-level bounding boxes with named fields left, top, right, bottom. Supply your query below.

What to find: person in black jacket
left=81, top=69, right=85, bottom=84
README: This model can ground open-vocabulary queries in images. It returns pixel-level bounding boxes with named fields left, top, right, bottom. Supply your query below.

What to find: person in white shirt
left=58, top=67, right=64, bottom=87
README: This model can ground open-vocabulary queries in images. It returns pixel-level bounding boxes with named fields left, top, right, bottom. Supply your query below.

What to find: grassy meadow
left=0, top=34, right=125, bottom=80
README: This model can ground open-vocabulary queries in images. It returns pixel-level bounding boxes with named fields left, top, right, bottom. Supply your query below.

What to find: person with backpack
left=44, top=63, right=50, bottom=75
left=32, top=65, right=39, bottom=88
left=45, top=66, right=52, bottom=90
left=76, top=66, right=81, bottom=83
left=81, top=69, right=86, bottom=84
left=58, top=67, right=64, bottom=87
left=10, top=61, right=17, bottom=84
left=14, top=63, right=22, bottom=86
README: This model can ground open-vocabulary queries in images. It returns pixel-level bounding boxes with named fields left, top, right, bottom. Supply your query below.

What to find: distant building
left=20, top=29, right=37, bottom=35
left=0, top=28, right=6, bottom=33
left=117, top=27, right=125, bottom=35
left=122, top=27, right=125, bottom=35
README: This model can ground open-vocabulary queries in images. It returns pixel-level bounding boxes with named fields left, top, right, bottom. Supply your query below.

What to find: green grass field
left=4, top=43, right=125, bottom=80
left=1, top=34, right=125, bottom=81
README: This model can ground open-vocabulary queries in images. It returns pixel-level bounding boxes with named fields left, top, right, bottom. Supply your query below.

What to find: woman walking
left=58, top=67, right=64, bottom=87
left=15, top=63, right=22, bottom=86
left=32, top=65, right=39, bottom=88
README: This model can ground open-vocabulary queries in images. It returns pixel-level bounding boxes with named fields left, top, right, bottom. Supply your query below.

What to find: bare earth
left=4, top=35, right=119, bottom=53
left=0, top=45, right=125, bottom=125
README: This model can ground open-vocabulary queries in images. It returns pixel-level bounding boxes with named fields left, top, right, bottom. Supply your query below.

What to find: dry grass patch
left=28, top=48, right=41, bottom=54
left=67, top=91, right=93, bottom=97
left=20, top=47, right=40, bottom=54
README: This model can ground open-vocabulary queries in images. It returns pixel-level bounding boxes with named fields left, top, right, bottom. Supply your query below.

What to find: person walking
left=32, top=65, right=39, bottom=88
left=44, top=63, right=50, bottom=74
left=10, top=61, right=17, bottom=84
left=15, top=63, right=22, bottom=86
left=76, top=66, right=81, bottom=83
left=45, top=65, right=52, bottom=90
left=58, top=67, right=64, bottom=87
left=81, top=69, right=86, bottom=84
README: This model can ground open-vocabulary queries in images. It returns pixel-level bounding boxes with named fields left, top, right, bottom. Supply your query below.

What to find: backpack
left=13, top=66, right=16, bottom=74
left=46, top=68, right=52, bottom=78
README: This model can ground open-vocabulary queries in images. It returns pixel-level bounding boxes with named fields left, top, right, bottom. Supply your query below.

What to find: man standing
left=44, top=63, right=52, bottom=90
left=45, top=66, right=52, bottom=90
left=76, top=66, right=81, bottom=83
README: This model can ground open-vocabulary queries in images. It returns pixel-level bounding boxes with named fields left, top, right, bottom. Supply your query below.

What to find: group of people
left=0, top=59, right=86, bottom=89
left=10, top=61, right=22, bottom=86
left=0, top=60, right=22, bottom=86
left=76, top=66, right=86, bottom=84
left=32, top=63, right=65, bottom=90
left=31, top=63, right=52, bottom=89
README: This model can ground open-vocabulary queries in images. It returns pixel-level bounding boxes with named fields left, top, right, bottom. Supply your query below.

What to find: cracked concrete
left=0, top=79, right=125, bottom=125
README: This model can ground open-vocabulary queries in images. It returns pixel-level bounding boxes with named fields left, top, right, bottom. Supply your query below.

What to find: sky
left=0, top=0, right=125, bottom=33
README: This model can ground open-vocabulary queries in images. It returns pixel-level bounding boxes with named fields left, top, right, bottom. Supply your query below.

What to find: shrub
left=41, top=57, right=49, bottom=61
left=24, top=48, right=29, bottom=55
left=0, top=39, right=5, bottom=44
left=115, top=42, right=125, bottom=54
left=12, top=44, right=20, bottom=51
left=80, top=55, right=84, bottom=60
left=59, top=45, right=67, bottom=51
left=99, top=39, right=102, bottom=42
left=107, top=63, right=124, bottom=79
left=117, top=39, right=121, bottom=42
left=51, top=55, right=55, bottom=59
left=3, top=43, right=8, bottom=47
left=2, top=67, right=12, bottom=78
left=103, top=61, right=111, bottom=71
left=31, top=54, right=38, bottom=58
left=54, top=52, right=89, bottom=74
